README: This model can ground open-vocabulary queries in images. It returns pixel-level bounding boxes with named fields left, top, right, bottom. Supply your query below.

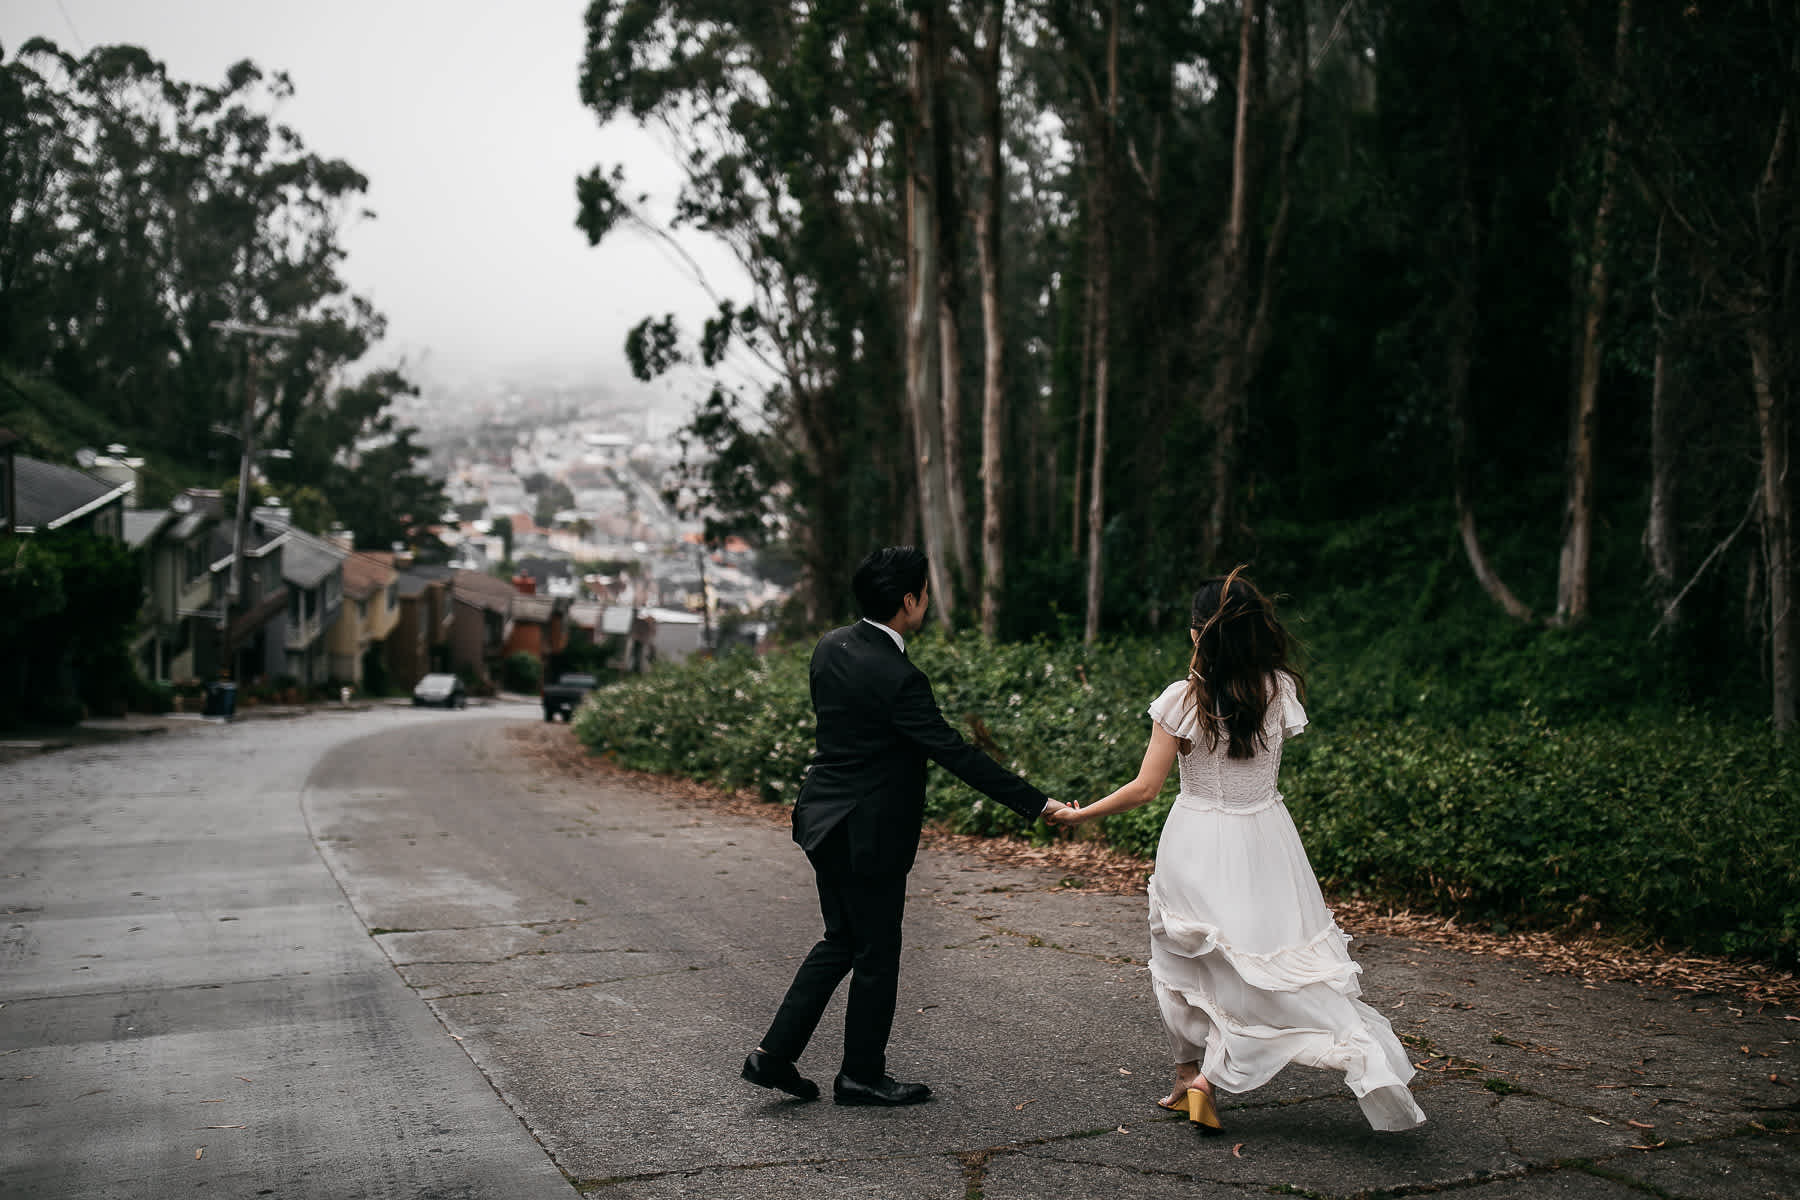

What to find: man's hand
left=1042, top=798, right=1083, bottom=825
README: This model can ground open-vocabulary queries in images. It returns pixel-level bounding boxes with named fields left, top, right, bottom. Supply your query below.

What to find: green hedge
left=571, top=636, right=1798, bottom=965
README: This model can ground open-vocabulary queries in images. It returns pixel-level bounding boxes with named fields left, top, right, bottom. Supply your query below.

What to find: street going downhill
left=3, top=709, right=1793, bottom=1198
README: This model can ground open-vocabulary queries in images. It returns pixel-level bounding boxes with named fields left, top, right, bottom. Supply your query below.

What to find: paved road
left=4, top=712, right=1795, bottom=1198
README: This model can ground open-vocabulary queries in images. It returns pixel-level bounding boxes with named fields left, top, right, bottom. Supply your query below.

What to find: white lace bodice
left=1146, top=672, right=1307, bottom=813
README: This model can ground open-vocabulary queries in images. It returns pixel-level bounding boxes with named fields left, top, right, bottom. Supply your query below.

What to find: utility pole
left=210, top=319, right=300, bottom=680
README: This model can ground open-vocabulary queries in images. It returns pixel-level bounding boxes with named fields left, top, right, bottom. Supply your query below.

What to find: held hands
left=1043, top=799, right=1089, bottom=827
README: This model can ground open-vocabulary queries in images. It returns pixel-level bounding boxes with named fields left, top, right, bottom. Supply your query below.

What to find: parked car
left=542, top=672, right=598, bottom=722
left=412, top=673, right=467, bottom=709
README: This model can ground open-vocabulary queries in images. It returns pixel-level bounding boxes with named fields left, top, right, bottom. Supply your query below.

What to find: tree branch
left=1651, top=486, right=1762, bottom=638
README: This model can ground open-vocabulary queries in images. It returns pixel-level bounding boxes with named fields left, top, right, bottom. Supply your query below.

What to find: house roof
left=599, top=605, right=635, bottom=636
left=567, top=601, right=602, bottom=630
left=267, top=522, right=347, bottom=589
left=510, top=594, right=555, bottom=623
left=171, top=510, right=212, bottom=541
left=342, top=552, right=398, bottom=599
left=209, top=521, right=286, bottom=570
left=12, top=455, right=134, bottom=531
left=124, top=509, right=173, bottom=549
left=452, top=569, right=519, bottom=614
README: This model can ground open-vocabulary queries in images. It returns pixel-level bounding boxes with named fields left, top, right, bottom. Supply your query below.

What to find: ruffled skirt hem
left=1148, top=881, right=1426, bottom=1131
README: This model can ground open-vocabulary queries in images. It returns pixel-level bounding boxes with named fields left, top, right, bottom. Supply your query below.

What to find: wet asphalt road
left=3, top=709, right=1795, bottom=1198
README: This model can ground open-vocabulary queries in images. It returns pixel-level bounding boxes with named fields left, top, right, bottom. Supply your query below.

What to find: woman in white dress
left=1051, top=568, right=1425, bottom=1133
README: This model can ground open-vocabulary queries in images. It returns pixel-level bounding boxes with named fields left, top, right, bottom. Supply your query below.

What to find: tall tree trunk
left=1071, top=263, right=1094, bottom=557
left=905, top=0, right=958, bottom=625
left=1750, top=319, right=1794, bottom=731
left=976, top=0, right=1008, bottom=639
left=1645, top=215, right=1679, bottom=616
left=934, top=14, right=974, bottom=598
left=939, top=293, right=974, bottom=594
left=1449, top=149, right=1535, bottom=623
left=1555, top=0, right=1631, bottom=626
left=1749, top=86, right=1794, bottom=730
left=1199, top=0, right=1264, bottom=568
left=1083, top=0, right=1119, bottom=646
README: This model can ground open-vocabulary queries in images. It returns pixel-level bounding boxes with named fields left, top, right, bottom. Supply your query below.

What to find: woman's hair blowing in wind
left=1185, top=566, right=1304, bottom=759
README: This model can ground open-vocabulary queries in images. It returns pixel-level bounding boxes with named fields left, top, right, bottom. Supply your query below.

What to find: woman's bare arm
left=1050, top=725, right=1181, bottom=824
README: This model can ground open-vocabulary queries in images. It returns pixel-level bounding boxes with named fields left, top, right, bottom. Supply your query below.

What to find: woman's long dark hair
left=1184, top=566, right=1305, bottom=759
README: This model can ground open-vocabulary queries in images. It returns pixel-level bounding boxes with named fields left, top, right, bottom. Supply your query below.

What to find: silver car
left=411, top=673, right=467, bottom=709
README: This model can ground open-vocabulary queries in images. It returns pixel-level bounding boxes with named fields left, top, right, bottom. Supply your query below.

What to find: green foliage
left=0, top=40, right=444, bottom=554
left=572, top=624, right=1798, bottom=965
left=0, top=531, right=141, bottom=725
left=548, top=637, right=622, bottom=679
left=1285, top=708, right=1799, bottom=963
left=502, top=652, right=543, bottom=695
left=571, top=647, right=816, bottom=804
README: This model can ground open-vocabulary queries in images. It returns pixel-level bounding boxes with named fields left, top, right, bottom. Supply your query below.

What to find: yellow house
left=328, top=550, right=400, bottom=686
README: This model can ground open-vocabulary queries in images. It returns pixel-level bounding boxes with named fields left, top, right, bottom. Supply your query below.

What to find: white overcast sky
left=0, top=0, right=746, bottom=388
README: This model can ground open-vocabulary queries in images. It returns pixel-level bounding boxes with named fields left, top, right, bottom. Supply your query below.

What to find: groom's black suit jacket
left=792, top=620, right=1049, bottom=875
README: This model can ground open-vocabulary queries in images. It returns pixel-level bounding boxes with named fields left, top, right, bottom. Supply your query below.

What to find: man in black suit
left=741, top=546, right=1072, bottom=1106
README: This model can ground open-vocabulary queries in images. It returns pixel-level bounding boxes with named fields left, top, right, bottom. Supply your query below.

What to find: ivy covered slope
left=573, top=626, right=1798, bottom=968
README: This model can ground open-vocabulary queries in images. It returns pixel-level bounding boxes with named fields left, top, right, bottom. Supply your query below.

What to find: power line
left=53, top=0, right=86, bottom=52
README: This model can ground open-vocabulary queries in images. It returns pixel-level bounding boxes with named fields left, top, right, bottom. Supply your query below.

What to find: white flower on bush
left=971, top=799, right=984, bottom=813
left=1008, top=693, right=1022, bottom=707
left=1044, top=663, right=1055, bottom=678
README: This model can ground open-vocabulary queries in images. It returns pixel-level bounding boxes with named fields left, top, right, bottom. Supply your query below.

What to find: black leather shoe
left=832, top=1072, right=932, bottom=1107
left=742, top=1050, right=819, bottom=1101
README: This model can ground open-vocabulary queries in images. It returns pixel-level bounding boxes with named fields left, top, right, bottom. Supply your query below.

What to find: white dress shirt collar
left=861, top=617, right=906, bottom=654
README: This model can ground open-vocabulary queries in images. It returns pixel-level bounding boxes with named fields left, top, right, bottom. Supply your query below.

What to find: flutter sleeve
left=1146, top=679, right=1200, bottom=741
left=1278, top=671, right=1309, bottom=738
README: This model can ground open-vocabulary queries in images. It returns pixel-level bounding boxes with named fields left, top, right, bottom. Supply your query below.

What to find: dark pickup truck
left=541, top=672, right=599, bottom=722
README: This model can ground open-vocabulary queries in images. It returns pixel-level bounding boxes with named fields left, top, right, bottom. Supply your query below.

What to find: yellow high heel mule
left=1158, top=1086, right=1223, bottom=1133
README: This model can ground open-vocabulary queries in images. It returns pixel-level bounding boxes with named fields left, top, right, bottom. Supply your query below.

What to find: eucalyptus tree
left=578, top=0, right=917, bottom=624
left=1590, top=0, right=1799, bottom=728
left=0, top=38, right=441, bottom=555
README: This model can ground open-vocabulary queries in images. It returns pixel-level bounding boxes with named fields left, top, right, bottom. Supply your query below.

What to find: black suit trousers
left=759, top=821, right=909, bottom=1081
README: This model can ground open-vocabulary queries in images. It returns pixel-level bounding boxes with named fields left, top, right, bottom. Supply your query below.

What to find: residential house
left=8, top=449, right=133, bottom=539
left=641, top=606, right=708, bottom=665
left=125, top=491, right=222, bottom=682
left=330, top=551, right=400, bottom=686
left=255, top=511, right=346, bottom=687
left=209, top=520, right=289, bottom=683
left=448, top=569, right=516, bottom=684
left=598, top=604, right=657, bottom=674
left=376, top=557, right=454, bottom=692
left=503, top=592, right=565, bottom=665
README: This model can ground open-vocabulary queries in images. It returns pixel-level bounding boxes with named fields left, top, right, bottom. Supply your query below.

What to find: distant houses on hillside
left=3, top=433, right=760, bottom=705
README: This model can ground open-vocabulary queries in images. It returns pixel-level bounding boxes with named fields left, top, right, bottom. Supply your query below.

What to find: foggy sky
left=0, top=0, right=745, bottom=390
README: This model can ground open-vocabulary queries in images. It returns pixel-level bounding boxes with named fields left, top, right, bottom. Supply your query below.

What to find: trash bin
left=205, top=681, right=238, bottom=720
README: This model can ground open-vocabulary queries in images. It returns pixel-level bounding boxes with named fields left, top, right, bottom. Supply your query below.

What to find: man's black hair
left=852, top=546, right=929, bottom=620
